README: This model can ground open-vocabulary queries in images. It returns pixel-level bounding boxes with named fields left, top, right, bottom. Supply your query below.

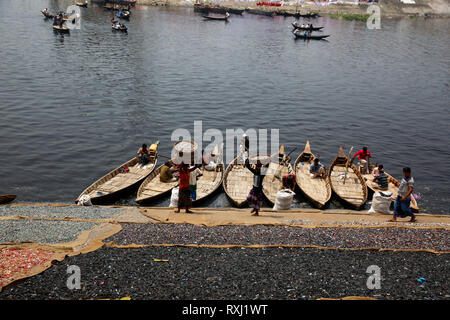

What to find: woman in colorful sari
left=175, top=163, right=195, bottom=213
left=245, top=158, right=268, bottom=216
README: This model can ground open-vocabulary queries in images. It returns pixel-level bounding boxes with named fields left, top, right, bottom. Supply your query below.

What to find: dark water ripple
left=0, top=0, right=449, bottom=213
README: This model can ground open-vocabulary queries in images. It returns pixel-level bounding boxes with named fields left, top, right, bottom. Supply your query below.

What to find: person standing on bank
left=175, top=163, right=195, bottom=213
left=390, top=167, right=416, bottom=222
left=245, top=158, right=267, bottom=216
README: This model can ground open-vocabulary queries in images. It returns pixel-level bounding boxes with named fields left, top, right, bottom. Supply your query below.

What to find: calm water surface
left=0, top=0, right=449, bottom=213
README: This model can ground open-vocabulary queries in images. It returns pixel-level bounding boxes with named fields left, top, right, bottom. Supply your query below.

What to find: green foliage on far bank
left=330, top=13, right=369, bottom=22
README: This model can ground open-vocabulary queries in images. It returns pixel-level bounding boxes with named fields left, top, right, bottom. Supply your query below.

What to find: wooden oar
left=342, top=146, right=353, bottom=185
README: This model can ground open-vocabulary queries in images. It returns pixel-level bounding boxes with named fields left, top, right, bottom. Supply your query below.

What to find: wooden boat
left=104, top=4, right=131, bottom=11
left=0, top=194, right=16, bottom=205
left=112, top=23, right=127, bottom=32
left=223, top=154, right=272, bottom=207
left=194, top=4, right=243, bottom=15
left=293, top=32, right=329, bottom=40
left=53, top=25, right=70, bottom=33
left=203, top=14, right=229, bottom=21
left=76, top=142, right=159, bottom=204
left=105, top=0, right=136, bottom=6
left=362, top=168, right=419, bottom=212
left=292, top=23, right=323, bottom=31
left=294, top=141, right=332, bottom=208
left=76, top=2, right=88, bottom=7
left=136, top=164, right=179, bottom=204
left=223, top=7, right=244, bottom=15
left=294, top=12, right=320, bottom=19
left=41, top=10, right=54, bottom=19
left=245, top=8, right=276, bottom=17
left=262, top=145, right=294, bottom=205
left=329, top=147, right=368, bottom=210
left=117, top=10, right=130, bottom=20
left=193, top=144, right=224, bottom=204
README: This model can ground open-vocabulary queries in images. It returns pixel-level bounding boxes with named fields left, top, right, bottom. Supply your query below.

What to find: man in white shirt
left=390, top=167, right=416, bottom=222
left=189, top=165, right=203, bottom=201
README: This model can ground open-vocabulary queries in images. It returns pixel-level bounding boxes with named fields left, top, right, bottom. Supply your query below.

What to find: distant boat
left=292, top=22, right=324, bottom=31
left=293, top=31, right=329, bottom=40
left=0, top=194, right=16, bottom=205
left=194, top=4, right=244, bottom=15
left=117, top=10, right=130, bottom=20
left=53, top=25, right=70, bottom=33
left=112, top=23, right=128, bottom=32
left=245, top=8, right=276, bottom=17
left=203, top=13, right=230, bottom=21
left=41, top=9, right=54, bottom=19
left=76, top=1, right=88, bottom=8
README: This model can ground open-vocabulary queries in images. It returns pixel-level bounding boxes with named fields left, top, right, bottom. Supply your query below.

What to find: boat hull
left=0, top=194, right=16, bottom=205
left=294, top=141, right=332, bottom=209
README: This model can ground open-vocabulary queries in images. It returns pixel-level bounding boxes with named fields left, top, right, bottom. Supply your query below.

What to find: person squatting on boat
left=310, top=158, right=326, bottom=178
left=371, top=164, right=388, bottom=190
left=160, top=161, right=178, bottom=183
left=390, top=167, right=416, bottom=222
left=136, top=144, right=151, bottom=168
left=202, top=149, right=217, bottom=171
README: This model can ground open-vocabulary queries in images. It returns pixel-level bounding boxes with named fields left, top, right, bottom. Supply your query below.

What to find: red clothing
left=353, top=149, right=371, bottom=160
left=179, top=169, right=190, bottom=190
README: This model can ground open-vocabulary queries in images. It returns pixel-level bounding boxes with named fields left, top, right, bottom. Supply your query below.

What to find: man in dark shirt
left=372, top=165, right=388, bottom=190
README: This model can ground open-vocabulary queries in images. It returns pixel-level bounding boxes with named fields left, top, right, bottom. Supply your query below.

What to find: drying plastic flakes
left=0, top=248, right=55, bottom=288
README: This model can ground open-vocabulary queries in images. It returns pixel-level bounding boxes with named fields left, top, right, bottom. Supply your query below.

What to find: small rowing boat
left=245, top=8, right=276, bottom=17
left=53, top=25, right=70, bottom=33
left=294, top=12, right=320, bottom=19
left=76, top=142, right=159, bottom=204
left=76, top=1, right=88, bottom=8
left=0, top=194, right=16, bottom=205
left=293, top=32, right=329, bottom=40
left=203, top=13, right=229, bottom=21
left=292, top=22, right=323, bottom=31
left=136, top=164, right=179, bottom=204
left=262, top=145, right=294, bottom=205
left=41, top=9, right=54, bottom=19
left=294, top=141, right=332, bottom=208
left=223, top=157, right=253, bottom=207
left=223, top=154, right=272, bottom=207
left=362, top=168, right=419, bottom=212
left=117, top=10, right=130, bottom=20
left=112, top=23, right=127, bottom=32
left=329, top=146, right=368, bottom=210
left=193, top=144, right=224, bottom=204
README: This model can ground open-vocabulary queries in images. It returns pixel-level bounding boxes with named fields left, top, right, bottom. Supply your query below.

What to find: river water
left=0, top=0, right=449, bottom=213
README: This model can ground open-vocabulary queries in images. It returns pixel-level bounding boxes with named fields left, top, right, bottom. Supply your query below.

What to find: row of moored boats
left=75, top=141, right=419, bottom=212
